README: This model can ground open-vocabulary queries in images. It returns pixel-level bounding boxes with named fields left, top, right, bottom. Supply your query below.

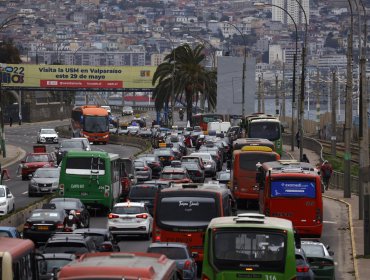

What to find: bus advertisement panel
left=191, top=114, right=224, bottom=131
left=232, top=146, right=280, bottom=205
left=257, top=161, right=323, bottom=238
left=71, top=105, right=109, bottom=144
left=152, top=184, right=233, bottom=263
left=202, top=214, right=297, bottom=280
left=59, top=151, right=121, bottom=211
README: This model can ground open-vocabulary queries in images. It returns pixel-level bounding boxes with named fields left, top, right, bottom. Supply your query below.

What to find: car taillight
left=108, top=213, right=119, bottom=219
left=75, top=211, right=81, bottom=216
left=57, top=223, right=64, bottom=229
left=23, top=222, right=31, bottom=229
left=136, top=214, right=148, bottom=219
left=296, top=266, right=310, bottom=273
left=315, top=208, right=322, bottom=224
left=202, top=274, right=211, bottom=280
left=155, top=230, right=161, bottom=242
left=143, top=166, right=149, bottom=171
left=169, top=156, right=174, bottom=160
left=101, top=244, right=113, bottom=251
left=183, top=260, right=192, bottom=270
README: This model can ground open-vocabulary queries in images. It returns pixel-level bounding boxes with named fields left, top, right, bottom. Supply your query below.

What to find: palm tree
left=152, top=43, right=217, bottom=125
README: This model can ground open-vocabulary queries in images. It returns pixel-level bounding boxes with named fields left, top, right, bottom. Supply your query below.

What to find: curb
left=323, top=194, right=359, bottom=280
left=2, top=147, right=27, bottom=168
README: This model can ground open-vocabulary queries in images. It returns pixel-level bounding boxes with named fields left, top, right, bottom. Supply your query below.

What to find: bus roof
left=74, top=105, right=109, bottom=116
left=249, top=118, right=280, bottom=123
left=262, top=160, right=317, bottom=175
left=208, top=214, right=294, bottom=231
left=0, top=237, right=34, bottom=260
left=161, top=183, right=229, bottom=195
left=62, top=150, right=119, bottom=161
left=58, top=252, right=176, bottom=279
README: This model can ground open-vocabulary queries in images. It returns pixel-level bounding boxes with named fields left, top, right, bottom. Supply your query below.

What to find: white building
left=272, top=0, right=310, bottom=26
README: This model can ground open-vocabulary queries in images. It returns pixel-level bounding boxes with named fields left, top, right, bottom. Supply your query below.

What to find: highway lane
left=3, top=120, right=140, bottom=210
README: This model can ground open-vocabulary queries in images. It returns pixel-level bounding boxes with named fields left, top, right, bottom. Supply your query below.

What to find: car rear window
left=148, top=247, right=187, bottom=259
left=129, top=186, right=158, bottom=197
left=43, top=243, right=89, bottom=254
left=112, top=206, right=145, bottom=214
left=30, top=211, right=61, bottom=219
left=161, top=173, right=186, bottom=180
left=52, top=201, right=79, bottom=210
left=301, top=244, right=325, bottom=257
left=26, top=155, right=50, bottom=162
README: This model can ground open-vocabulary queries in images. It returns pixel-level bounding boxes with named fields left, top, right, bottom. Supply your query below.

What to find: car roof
left=73, top=228, right=109, bottom=235
left=47, top=233, right=90, bottom=242
left=113, top=202, right=145, bottom=207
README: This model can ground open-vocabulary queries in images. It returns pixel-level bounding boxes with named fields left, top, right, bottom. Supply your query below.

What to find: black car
left=42, top=233, right=96, bottom=256
left=49, top=198, right=90, bottom=228
left=181, top=162, right=205, bottom=183
left=73, top=228, right=120, bottom=252
left=137, top=154, right=163, bottom=178
left=153, top=148, right=176, bottom=167
left=23, top=209, right=67, bottom=245
left=127, top=184, right=161, bottom=216
left=54, top=139, right=91, bottom=164
left=38, top=253, right=76, bottom=280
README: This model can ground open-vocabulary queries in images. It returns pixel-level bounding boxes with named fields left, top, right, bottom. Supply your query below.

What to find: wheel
left=28, top=191, right=34, bottom=197
left=12, top=203, right=15, bottom=212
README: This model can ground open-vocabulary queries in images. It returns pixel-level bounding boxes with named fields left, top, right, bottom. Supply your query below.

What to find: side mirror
left=191, top=252, right=199, bottom=258
left=129, top=174, right=134, bottom=179
left=7, top=193, right=12, bottom=198
left=329, top=251, right=334, bottom=256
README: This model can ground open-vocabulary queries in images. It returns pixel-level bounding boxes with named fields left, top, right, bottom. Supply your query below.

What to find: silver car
left=28, top=167, right=60, bottom=197
left=190, top=152, right=217, bottom=177
left=37, top=128, right=59, bottom=144
left=122, top=106, right=134, bottom=116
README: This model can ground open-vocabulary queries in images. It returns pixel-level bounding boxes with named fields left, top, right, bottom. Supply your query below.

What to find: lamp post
left=72, top=46, right=83, bottom=65
left=254, top=3, right=299, bottom=151
left=223, top=22, right=247, bottom=118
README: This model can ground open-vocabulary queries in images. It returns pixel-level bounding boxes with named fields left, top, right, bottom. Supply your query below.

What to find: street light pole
left=254, top=3, right=298, bottom=152
left=223, top=22, right=247, bottom=118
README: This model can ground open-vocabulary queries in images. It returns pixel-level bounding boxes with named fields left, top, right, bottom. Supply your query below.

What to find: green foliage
left=324, top=154, right=359, bottom=176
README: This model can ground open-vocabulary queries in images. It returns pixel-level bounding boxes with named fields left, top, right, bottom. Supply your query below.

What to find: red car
left=159, top=167, right=192, bottom=184
left=21, top=152, right=56, bottom=180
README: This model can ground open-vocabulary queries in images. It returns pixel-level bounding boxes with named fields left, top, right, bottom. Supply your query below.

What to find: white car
left=0, top=185, right=15, bottom=215
left=37, top=128, right=59, bottom=144
left=127, top=125, right=140, bottom=135
left=122, top=106, right=134, bottom=116
left=107, top=202, right=152, bottom=240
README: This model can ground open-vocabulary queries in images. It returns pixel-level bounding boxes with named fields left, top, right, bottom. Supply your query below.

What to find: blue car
left=0, top=226, right=21, bottom=238
left=147, top=242, right=197, bottom=280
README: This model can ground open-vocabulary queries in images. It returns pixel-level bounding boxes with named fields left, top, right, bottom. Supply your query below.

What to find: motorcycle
left=63, top=214, right=82, bottom=232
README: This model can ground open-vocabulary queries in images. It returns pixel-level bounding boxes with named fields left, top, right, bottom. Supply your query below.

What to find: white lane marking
left=323, top=220, right=337, bottom=224
left=22, top=191, right=28, bottom=195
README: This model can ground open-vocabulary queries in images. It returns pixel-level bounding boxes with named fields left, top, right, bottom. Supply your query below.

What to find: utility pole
left=275, top=74, right=279, bottom=115
left=331, top=71, right=337, bottom=156
left=291, top=54, right=297, bottom=152
left=316, top=69, right=321, bottom=138
left=261, top=74, right=265, bottom=113
left=282, top=63, right=286, bottom=121
left=258, top=75, right=262, bottom=112
left=0, top=64, right=6, bottom=157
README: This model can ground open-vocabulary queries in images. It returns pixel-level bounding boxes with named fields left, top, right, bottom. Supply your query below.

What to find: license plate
left=38, top=226, right=49, bottom=230
left=41, top=188, right=49, bottom=191
left=80, top=192, right=88, bottom=196
left=160, top=157, right=165, bottom=161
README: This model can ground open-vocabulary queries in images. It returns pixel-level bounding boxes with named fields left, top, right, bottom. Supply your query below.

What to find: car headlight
left=103, top=134, right=109, bottom=138
left=52, top=181, right=59, bottom=187
left=30, top=180, right=38, bottom=187
left=0, top=201, right=6, bottom=206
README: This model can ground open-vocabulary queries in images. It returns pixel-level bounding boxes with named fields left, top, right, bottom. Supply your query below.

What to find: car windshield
left=301, top=244, right=325, bottom=257
left=123, top=107, right=132, bottom=110
left=147, top=247, right=188, bottom=260
left=154, top=149, right=171, bottom=156
left=139, top=156, right=156, bottom=162
left=192, top=154, right=211, bottom=161
left=161, top=173, right=186, bottom=180
left=134, top=161, right=145, bottom=167
left=129, top=186, right=158, bottom=198
left=43, top=243, right=89, bottom=254
left=26, top=155, right=49, bottom=162
left=41, top=129, right=56, bottom=134
left=40, top=258, right=72, bottom=273
left=34, top=169, right=60, bottom=178
left=30, top=211, right=60, bottom=219
left=60, top=141, right=83, bottom=149
left=0, top=188, right=5, bottom=197
left=218, top=173, right=230, bottom=180
left=51, top=201, right=79, bottom=210
left=182, top=163, right=198, bottom=170
left=112, top=206, right=145, bottom=214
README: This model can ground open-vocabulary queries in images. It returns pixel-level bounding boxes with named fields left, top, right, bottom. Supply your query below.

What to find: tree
left=152, top=44, right=217, bottom=124
left=0, top=40, right=22, bottom=63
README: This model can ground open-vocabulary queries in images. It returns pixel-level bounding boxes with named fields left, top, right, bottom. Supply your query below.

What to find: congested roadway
left=3, top=111, right=353, bottom=279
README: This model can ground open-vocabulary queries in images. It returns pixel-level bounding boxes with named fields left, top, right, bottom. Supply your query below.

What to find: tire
left=28, top=192, right=34, bottom=197
left=12, top=203, right=15, bottom=212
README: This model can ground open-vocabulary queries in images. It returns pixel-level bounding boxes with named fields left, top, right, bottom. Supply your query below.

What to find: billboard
left=0, top=64, right=157, bottom=89
left=216, top=56, right=256, bottom=115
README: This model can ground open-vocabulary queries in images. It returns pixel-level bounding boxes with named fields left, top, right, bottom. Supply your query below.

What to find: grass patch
left=323, top=151, right=359, bottom=176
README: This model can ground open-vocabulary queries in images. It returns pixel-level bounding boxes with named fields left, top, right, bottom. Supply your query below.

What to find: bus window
left=239, top=153, right=277, bottom=171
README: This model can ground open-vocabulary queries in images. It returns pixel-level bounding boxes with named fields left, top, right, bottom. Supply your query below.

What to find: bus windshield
left=239, top=153, right=277, bottom=171
left=213, top=229, right=286, bottom=272
left=249, top=122, right=280, bottom=141
left=270, top=180, right=316, bottom=198
left=157, top=196, right=218, bottom=228
left=84, top=116, right=108, bottom=133
left=203, top=115, right=223, bottom=123
left=66, top=157, right=106, bottom=175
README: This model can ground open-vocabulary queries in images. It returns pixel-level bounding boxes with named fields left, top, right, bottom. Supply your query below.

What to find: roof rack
left=233, top=213, right=265, bottom=224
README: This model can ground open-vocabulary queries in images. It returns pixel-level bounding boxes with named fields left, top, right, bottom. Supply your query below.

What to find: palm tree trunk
left=186, top=91, right=192, bottom=125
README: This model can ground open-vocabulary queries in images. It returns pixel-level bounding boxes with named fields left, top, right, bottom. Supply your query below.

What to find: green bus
left=201, top=213, right=298, bottom=280
left=245, top=114, right=283, bottom=156
left=59, top=150, right=121, bottom=211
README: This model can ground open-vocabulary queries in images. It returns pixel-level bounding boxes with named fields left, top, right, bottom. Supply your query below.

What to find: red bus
left=256, top=160, right=323, bottom=238
left=71, top=105, right=110, bottom=144
left=191, top=113, right=224, bottom=131
left=0, top=237, right=40, bottom=280
left=152, top=183, right=234, bottom=263
left=231, top=145, right=280, bottom=207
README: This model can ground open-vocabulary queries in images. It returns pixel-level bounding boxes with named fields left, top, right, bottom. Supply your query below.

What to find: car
left=181, top=161, right=205, bottom=183
left=122, top=106, right=133, bottom=116
left=20, top=152, right=57, bottom=180
left=137, top=154, right=163, bottom=178
left=37, top=128, right=59, bottom=144
left=141, top=180, right=172, bottom=190
left=109, top=123, right=117, bottom=134
left=181, top=155, right=205, bottom=170
left=215, top=170, right=231, bottom=185
left=295, top=248, right=315, bottom=280
left=23, top=209, right=67, bottom=245
left=49, top=198, right=90, bottom=228
left=127, top=124, right=140, bottom=135
left=42, top=233, right=96, bottom=256
left=127, top=184, right=161, bottom=216
left=137, top=129, right=152, bottom=138
left=107, top=202, right=153, bottom=240
left=0, top=185, right=15, bottom=216
left=190, top=152, right=217, bottom=177
left=0, top=226, right=21, bottom=238
left=198, top=146, right=223, bottom=171
left=301, top=240, right=335, bottom=280
left=147, top=242, right=197, bottom=280
left=153, top=148, right=176, bottom=167
left=28, top=167, right=60, bottom=197
left=134, top=159, right=152, bottom=181
left=54, top=138, right=91, bottom=164
left=73, top=228, right=120, bottom=252
left=38, top=253, right=76, bottom=280
left=170, top=160, right=183, bottom=168
left=159, top=167, right=192, bottom=184
left=101, top=105, right=112, bottom=114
